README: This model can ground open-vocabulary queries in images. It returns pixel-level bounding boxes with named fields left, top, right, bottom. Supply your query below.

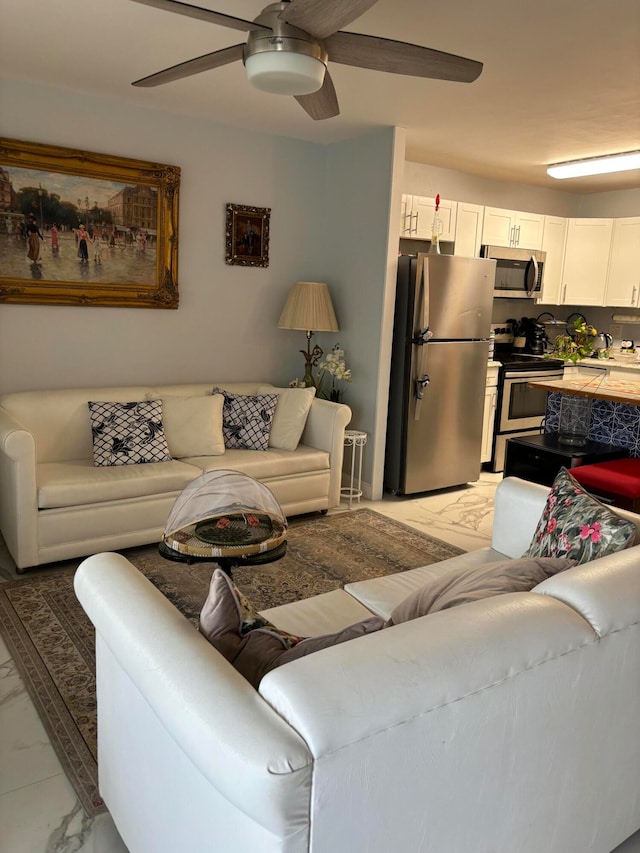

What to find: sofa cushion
left=257, top=386, right=316, bottom=451
left=37, top=459, right=202, bottom=509
left=88, top=400, right=171, bottom=466
left=345, top=547, right=509, bottom=620
left=183, top=445, right=329, bottom=480
left=200, top=569, right=383, bottom=688
left=524, top=467, right=636, bottom=564
left=387, top=556, right=576, bottom=626
left=212, top=388, right=278, bottom=451
left=152, top=395, right=225, bottom=458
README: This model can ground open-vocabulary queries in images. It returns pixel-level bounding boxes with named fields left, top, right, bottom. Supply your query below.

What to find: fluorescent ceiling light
left=547, top=151, right=640, bottom=179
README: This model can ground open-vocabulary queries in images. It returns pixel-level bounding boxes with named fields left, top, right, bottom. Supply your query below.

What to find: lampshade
left=278, top=281, right=339, bottom=333
left=547, top=150, right=640, bottom=179
left=245, top=52, right=326, bottom=95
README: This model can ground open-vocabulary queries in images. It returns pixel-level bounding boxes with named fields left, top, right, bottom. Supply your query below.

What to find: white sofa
left=74, top=476, right=640, bottom=853
left=0, top=383, right=351, bottom=571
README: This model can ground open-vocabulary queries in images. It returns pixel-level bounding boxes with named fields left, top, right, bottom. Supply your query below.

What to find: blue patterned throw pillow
left=524, top=466, right=636, bottom=564
left=88, top=400, right=172, bottom=466
left=212, top=388, right=277, bottom=451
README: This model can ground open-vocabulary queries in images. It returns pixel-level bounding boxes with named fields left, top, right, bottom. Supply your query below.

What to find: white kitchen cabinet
left=481, top=207, right=545, bottom=250
left=454, top=202, right=484, bottom=257
left=604, top=217, right=640, bottom=307
left=400, top=194, right=457, bottom=241
left=560, top=218, right=614, bottom=306
left=537, top=215, right=568, bottom=304
left=481, top=364, right=500, bottom=464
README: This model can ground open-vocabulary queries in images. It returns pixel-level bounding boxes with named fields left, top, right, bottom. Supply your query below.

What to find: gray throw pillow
left=200, top=568, right=383, bottom=688
left=387, top=556, right=576, bottom=626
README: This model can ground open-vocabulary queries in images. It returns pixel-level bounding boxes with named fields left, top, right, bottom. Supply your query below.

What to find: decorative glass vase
left=558, top=395, right=592, bottom=447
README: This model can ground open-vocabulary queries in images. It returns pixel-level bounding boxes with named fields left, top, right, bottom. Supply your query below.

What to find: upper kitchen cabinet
left=537, top=216, right=568, bottom=304
left=604, top=217, right=640, bottom=308
left=481, top=207, right=545, bottom=250
left=454, top=202, right=485, bottom=257
left=561, top=218, right=613, bottom=306
left=400, top=195, right=458, bottom=241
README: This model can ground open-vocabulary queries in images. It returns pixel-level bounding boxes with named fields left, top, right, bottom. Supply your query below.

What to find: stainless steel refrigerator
left=385, top=253, right=497, bottom=495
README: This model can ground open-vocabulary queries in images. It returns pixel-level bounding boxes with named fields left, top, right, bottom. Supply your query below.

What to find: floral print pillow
left=524, top=467, right=636, bottom=564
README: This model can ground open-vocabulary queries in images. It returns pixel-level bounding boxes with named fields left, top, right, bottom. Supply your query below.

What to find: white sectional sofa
left=74, top=476, right=640, bottom=853
left=0, top=382, right=351, bottom=571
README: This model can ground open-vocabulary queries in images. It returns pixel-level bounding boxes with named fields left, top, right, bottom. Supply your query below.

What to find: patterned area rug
left=0, top=509, right=464, bottom=817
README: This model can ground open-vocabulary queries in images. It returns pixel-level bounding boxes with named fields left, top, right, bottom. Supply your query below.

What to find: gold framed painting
left=0, top=138, right=180, bottom=308
left=225, top=203, right=270, bottom=267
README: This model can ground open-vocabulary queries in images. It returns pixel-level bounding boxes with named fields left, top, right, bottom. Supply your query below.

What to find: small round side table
left=341, top=430, right=367, bottom=509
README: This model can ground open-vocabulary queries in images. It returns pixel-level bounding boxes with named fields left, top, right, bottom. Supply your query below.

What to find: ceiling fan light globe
left=245, top=52, right=326, bottom=95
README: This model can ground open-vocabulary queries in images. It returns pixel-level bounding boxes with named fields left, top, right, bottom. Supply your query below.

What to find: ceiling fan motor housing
left=244, top=2, right=328, bottom=95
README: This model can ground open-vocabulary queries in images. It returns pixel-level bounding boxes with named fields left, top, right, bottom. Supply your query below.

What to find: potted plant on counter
left=548, top=316, right=598, bottom=363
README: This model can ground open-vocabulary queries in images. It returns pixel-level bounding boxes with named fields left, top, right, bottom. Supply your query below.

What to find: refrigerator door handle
left=412, top=253, right=432, bottom=421
left=414, top=374, right=430, bottom=420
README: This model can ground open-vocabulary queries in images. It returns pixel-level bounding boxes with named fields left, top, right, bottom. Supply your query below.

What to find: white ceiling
left=2, top=0, right=639, bottom=194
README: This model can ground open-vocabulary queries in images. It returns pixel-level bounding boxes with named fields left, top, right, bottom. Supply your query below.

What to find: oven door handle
left=525, top=254, right=539, bottom=296
left=503, top=369, right=564, bottom=381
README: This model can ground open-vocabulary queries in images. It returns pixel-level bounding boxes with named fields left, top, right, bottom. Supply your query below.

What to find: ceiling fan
left=130, top=0, right=483, bottom=120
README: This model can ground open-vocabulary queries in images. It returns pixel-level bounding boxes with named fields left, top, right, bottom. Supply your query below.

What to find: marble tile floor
left=0, top=471, right=638, bottom=852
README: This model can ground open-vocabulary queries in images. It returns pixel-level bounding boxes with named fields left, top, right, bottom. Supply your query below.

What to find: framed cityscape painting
left=0, top=138, right=180, bottom=308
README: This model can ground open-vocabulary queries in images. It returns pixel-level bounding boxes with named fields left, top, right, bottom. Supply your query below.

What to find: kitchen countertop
left=569, top=357, right=640, bottom=372
left=529, top=375, right=640, bottom=405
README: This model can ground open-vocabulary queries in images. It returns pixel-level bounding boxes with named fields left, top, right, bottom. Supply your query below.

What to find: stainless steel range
left=491, top=352, right=564, bottom=472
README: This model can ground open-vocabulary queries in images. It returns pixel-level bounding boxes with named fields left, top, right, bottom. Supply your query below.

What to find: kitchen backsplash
left=545, top=393, right=640, bottom=457
left=491, top=300, right=640, bottom=350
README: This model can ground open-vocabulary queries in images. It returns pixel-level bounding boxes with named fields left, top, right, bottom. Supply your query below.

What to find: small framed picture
left=225, top=203, right=270, bottom=267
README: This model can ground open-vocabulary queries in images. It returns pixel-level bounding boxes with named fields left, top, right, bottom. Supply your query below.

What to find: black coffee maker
left=527, top=322, right=546, bottom=355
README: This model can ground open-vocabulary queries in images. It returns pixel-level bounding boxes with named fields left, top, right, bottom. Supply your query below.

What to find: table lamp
left=278, top=281, right=339, bottom=387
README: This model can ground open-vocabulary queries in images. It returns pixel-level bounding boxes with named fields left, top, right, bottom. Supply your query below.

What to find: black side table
left=158, top=538, right=287, bottom=579
left=504, top=433, right=630, bottom=488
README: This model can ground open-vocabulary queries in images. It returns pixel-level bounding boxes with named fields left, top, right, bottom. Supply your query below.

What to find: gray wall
left=320, top=127, right=405, bottom=498
left=0, top=79, right=330, bottom=394
left=0, top=78, right=400, bottom=500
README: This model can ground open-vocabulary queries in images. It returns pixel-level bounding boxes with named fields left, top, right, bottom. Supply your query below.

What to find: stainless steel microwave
left=481, top=245, right=546, bottom=298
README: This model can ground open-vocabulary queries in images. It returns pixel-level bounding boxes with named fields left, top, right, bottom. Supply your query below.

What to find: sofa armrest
left=74, top=553, right=312, bottom=836
left=491, top=476, right=549, bottom=558
left=300, top=399, right=351, bottom=508
left=0, top=406, right=38, bottom=569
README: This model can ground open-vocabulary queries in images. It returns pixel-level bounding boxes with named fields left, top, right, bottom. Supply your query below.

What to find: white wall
left=573, top=189, right=640, bottom=218
left=403, top=161, right=578, bottom=217
left=0, top=79, right=331, bottom=394
left=403, top=161, right=640, bottom=218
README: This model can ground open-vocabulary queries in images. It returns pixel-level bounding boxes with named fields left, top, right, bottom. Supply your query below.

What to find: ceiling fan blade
left=129, top=0, right=269, bottom=33
left=326, top=31, right=483, bottom=83
left=132, top=44, right=244, bottom=87
left=294, top=70, right=340, bottom=120
left=279, top=0, right=379, bottom=39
